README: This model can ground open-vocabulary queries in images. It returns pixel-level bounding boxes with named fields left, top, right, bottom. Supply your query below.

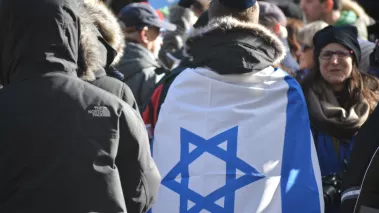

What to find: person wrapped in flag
left=145, top=0, right=325, bottom=212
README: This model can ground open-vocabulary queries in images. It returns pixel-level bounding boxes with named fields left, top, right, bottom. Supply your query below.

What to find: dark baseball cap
left=219, top=0, right=257, bottom=9
left=119, top=3, right=176, bottom=31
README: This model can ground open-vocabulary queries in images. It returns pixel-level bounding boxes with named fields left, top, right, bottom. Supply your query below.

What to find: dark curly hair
left=286, top=18, right=304, bottom=62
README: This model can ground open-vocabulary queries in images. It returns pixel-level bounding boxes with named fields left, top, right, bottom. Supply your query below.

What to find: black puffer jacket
left=0, top=0, right=160, bottom=212
left=79, top=0, right=139, bottom=112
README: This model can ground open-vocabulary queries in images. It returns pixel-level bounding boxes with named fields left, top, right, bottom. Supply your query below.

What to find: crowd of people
left=1, top=0, right=379, bottom=212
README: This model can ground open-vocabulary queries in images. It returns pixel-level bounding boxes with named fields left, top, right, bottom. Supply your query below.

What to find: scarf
left=307, top=82, right=370, bottom=140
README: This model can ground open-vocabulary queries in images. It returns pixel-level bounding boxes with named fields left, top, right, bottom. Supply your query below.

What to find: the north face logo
left=88, top=106, right=111, bottom=117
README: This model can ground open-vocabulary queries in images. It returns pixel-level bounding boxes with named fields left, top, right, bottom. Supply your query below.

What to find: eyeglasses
left=301, top=44, right=313, bottom=52
left=319, top=50, right=353, bottom=60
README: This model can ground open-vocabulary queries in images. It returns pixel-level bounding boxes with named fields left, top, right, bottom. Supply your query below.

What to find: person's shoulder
left=51, top=72, right=128, bottom=109
left=80, top=77, right=140, bottom=121
left=92, top=76, right=124, bottom=93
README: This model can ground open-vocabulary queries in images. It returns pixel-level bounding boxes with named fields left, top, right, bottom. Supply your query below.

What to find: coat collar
left=184, top=16, right=286, bottom=75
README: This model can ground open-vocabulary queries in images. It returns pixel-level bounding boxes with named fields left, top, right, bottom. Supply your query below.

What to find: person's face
left=319, top=43, right=354, bottom=87
left=145, top=26, right=163, bottom=58
left=296, top=44, right=314, bottom=70
left=300, top=0, right=326, bottom=22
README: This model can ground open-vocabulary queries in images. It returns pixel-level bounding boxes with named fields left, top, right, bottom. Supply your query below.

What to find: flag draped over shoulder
left=150, top=67, right=324, bottom=213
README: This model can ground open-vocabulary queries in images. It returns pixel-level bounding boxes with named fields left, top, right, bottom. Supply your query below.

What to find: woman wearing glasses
left=301, top=25, right=379, bottom=213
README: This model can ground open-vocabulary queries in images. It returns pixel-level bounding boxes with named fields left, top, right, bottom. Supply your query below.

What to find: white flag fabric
left=150, top=67, right=324, bottom=213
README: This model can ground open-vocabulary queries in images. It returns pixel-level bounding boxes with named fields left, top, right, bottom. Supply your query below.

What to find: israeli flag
left=151, top=67, right=324, bottom=213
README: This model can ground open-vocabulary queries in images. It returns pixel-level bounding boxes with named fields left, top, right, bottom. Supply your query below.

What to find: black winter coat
left=341, top=105, right=379, bottom=213
left=92, top=75, right=139, bottom=113
left=0, top=0, right=160, bottom=212
left=354, top=148, right=379, bottom=213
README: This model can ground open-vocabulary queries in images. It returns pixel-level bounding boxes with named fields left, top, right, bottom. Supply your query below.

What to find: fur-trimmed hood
left=184, top=16, right=286, bottom=75
left=79, top=0, right=125, bottom=82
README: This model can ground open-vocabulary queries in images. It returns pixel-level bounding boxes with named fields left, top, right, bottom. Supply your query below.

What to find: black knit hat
left=313, top=25, right=361, bottom=65
left=219, top=0, right=257, bottom=10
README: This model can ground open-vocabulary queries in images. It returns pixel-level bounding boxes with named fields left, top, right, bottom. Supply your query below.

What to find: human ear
left=325, top=0, right=334, bottom=12
left=273, top=23, right=281, bottom=34
left=140, top=27, right=149, bottom=44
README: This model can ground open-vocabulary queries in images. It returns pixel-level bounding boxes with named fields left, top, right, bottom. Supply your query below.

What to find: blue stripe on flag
left=148, top=137, right=154, bottom=213
left=281, top=74, right=322, bottom=213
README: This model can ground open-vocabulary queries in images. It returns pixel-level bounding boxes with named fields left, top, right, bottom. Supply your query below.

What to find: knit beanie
left=313, top=25, right=361, bottom=66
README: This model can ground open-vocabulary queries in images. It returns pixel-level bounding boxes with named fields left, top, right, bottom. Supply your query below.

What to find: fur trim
left=84, top=0, right=125, bottom=65
left=79, top=5, right=101, bottom=82
left=79, top=0, right=125, bottom=82
left=184, top=16, right=286, bottom=65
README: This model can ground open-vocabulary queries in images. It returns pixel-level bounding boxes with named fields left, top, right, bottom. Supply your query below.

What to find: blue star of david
left=161, top=126, right=265, bottom=213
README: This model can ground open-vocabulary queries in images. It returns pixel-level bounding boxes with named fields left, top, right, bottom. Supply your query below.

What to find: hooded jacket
left=79, top=0, right=139, bottom=112
left=184, top=17, right=285, bottom=75
left=117, top=42, right=168, bottom=112
left=143, top=15, right=287, bottom=137
left=0, top=0, right=160, bottom=212
left=353, top=147, right=379, bottom=213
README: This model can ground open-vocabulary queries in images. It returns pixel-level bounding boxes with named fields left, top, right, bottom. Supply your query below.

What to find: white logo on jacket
left=88, top=106, right=111, bottom=117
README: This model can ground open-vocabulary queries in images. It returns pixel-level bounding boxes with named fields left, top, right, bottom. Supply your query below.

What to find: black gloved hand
left=178, top=0, right=195, bottom=8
